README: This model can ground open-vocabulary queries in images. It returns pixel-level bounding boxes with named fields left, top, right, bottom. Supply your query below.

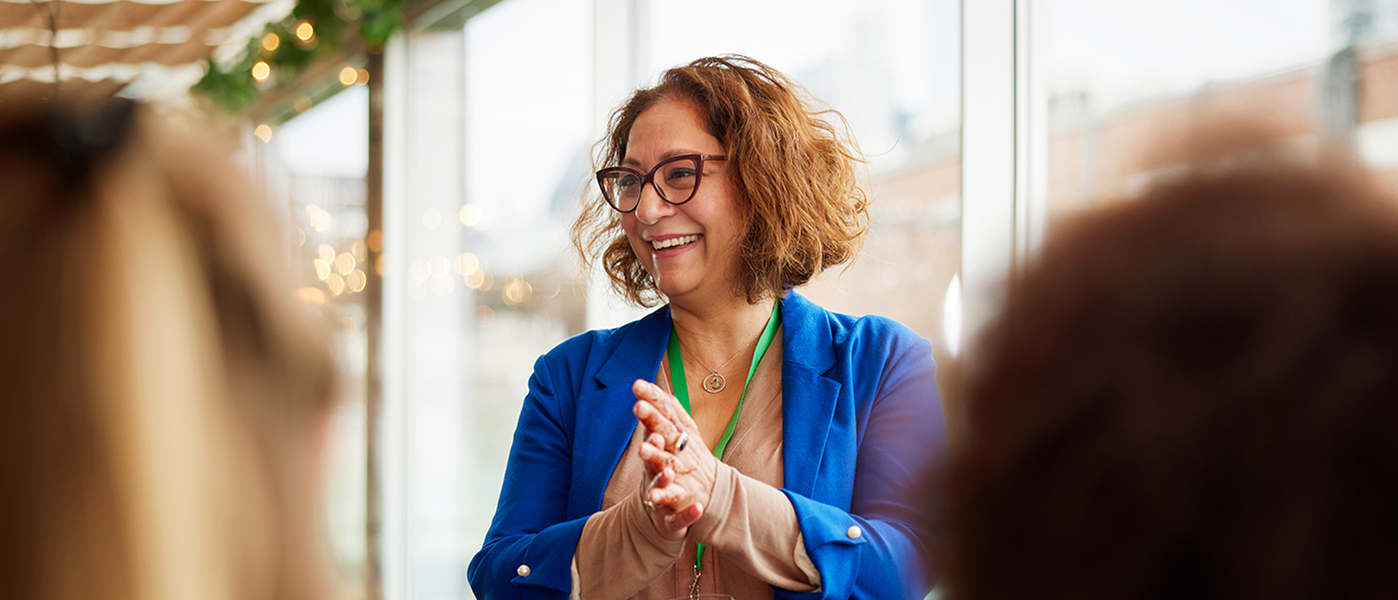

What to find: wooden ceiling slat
left=0, top=78, right=130, bottom=103
left=0, top=0, right=265, bottom=31
left=0, top=0, right=291, bottom=103
left=0, top=42, right=215, bottom=67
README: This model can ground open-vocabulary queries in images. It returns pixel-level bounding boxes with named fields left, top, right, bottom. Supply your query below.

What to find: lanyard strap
left=666, top=301, right=782, bottom=577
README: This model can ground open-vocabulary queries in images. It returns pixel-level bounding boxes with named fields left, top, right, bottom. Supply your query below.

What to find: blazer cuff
left=510, top=516, right=591, bottom=594
left=780, top=491, right=869, bottom=600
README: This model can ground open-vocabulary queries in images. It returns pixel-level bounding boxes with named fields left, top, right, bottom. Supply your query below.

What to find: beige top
left=572, top=330, right=820, bottom=599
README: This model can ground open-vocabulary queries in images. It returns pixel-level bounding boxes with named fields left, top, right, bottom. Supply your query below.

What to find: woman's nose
left=632, top=182, right=674, bottom=225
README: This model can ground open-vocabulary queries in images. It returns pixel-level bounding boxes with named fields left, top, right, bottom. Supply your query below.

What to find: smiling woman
left=468, top=55, right=947, bottom=600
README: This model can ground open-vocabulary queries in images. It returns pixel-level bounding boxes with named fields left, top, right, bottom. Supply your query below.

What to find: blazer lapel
left=780, top=292, right=844, bottom=500
left=570, top=305, right=672, bottom=515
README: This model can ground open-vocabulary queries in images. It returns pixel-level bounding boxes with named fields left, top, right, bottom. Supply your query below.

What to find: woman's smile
left=620, top=97, right=744, bottom=304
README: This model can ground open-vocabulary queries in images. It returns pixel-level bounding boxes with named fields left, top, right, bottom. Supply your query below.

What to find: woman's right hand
left=637, top=436, right=704, bottom=540
left=632, top=380, right=713, bottom=540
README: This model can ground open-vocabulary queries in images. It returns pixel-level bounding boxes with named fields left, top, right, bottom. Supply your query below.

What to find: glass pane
left=1035, top=0, right=1333, bottom=217
left=460, top=0, right=594, bottom=589
left=263, top=86, right=371, bottom=593
left=648, top=0, right=964, bottom=355
left=389, top=2, right=594, bottom=599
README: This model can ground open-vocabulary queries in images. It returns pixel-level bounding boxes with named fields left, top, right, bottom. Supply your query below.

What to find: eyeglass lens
left=599, top=156, right=702, bottom=212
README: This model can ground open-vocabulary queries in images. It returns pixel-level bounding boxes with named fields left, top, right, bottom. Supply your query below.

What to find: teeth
left=652, top=235, right=700, bottom=250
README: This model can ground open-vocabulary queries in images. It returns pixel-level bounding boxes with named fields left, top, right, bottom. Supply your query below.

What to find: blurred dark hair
left=944, top=140, right=1398, bottom=600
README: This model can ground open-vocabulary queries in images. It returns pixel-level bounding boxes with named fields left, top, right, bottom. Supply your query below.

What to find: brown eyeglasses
left=595, top=154, right=727, bottom=213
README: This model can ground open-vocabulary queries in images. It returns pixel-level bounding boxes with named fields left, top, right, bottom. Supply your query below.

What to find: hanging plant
left=193, top=0, right=405, bottom=113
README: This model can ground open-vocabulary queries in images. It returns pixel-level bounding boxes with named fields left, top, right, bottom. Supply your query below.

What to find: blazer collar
left=777, top=291, right=843, bottom=499
left=778, top=291, right=836, bottom=375
left=593, top=304, right=672, bottom=388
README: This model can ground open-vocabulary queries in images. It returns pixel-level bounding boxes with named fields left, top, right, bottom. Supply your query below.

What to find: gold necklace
left=678, top=337, right=752, bottom=394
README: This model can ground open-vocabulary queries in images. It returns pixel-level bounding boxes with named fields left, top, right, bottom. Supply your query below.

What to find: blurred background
left=2, top=0, right=1395, bottom=599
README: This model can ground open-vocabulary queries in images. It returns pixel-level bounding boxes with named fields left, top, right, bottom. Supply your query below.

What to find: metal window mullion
left=960, top=0, right=1019, bottom=351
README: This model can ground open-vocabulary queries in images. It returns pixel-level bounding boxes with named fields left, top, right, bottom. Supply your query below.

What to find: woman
left=0, top=99, right=335, bottom=600
left=468, top=56, right=945, bottom=600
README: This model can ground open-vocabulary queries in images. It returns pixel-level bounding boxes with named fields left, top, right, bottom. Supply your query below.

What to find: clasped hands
left=631, top=379, right=718, bottom=541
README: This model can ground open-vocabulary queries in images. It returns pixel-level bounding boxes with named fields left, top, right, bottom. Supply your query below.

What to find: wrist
left=686, top=460, right=736, bottom=544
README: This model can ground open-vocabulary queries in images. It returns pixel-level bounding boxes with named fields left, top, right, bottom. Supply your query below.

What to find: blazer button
left=517, top=565, right=531, bottom=577
left=847, top=525, right=862, bottom=539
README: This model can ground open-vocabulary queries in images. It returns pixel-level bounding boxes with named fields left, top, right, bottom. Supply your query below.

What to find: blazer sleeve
left=780, top=332, right=944, bottom=600
left=468, top=352, right=583, bottom=600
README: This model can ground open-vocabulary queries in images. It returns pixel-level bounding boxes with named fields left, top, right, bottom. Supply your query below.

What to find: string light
left=253, top=124, right=272, bottom=143
left=454, top=252, right=479, bottom=276
left=326, top=273, right=346, bottom=296
left=356, top=68, right=370, bottom=85
left=261, top=33, right=280, bottom=52
left=503, top=278, right=533, bottom=306
left=347, top=270, right=367, bottom=293
left=251, top=61, right=271, bottom=81
left=296, top=287, right=327, bottom=305
left=339, top=66, right=357, bottom=87
left=459, top=204, right=482, bottom=227
left=334, top=252, right=357, bottom=276
left=429, top=256, right=450, bottom=278
left=318, top=244, right=335, bottom=263
left=295, top=21, right=315, bottom=42
left=313, top=259, right=332, bottom=281
left=409, top=259, right=429, bottom=284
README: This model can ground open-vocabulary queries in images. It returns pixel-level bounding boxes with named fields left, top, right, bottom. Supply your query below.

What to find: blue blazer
left=468, top=292, right=946, bottom=599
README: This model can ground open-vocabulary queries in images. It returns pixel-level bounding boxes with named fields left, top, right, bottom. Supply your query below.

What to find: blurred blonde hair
left=0, top=100, right=334, bottom=600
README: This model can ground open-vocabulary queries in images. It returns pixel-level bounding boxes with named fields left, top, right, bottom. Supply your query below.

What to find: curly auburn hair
left=571, top=55, right=869, bottom=306
left=943, top=146, right=1398, bottom=600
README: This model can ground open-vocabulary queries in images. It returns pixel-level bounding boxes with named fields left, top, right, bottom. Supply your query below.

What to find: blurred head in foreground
left=946, top=138, right=1398, bottom=600
left=0, top=100, right=334, bottom=600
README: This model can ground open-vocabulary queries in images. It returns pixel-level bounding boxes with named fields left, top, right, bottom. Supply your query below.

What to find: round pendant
left=702, top=372, right=726, bottom=393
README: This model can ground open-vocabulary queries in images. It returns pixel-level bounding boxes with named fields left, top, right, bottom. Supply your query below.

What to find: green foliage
left=193, top=0, right=404, bottom=113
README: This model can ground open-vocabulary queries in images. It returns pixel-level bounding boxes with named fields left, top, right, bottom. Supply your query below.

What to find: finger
left=651, top=477, right=696, bottom=509
left=634, top=400, right=681, bottom=441
left=645, top=467, right=675, bottom=496
left=637, top=379, right=699, bottom=430
left=634, top=380, right=688, bottom=428
left=657, top=390, right=701, bottom=434
left=670, top=503, right=704, bottom=530
left=638, top=443, right=674, bottom=473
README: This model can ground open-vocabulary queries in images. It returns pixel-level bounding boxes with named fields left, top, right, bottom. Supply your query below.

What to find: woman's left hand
left=632, top=380, right=718, bottom=538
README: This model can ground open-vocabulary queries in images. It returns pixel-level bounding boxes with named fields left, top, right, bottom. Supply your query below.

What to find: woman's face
left=620, top=97, right=745, bottom=306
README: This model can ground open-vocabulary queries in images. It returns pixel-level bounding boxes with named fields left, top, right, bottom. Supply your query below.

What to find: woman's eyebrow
left=621, top=149, right=707, bottom=167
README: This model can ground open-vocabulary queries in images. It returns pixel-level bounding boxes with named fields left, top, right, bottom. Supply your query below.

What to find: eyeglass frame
left=595, top=153, right=728, bottom=213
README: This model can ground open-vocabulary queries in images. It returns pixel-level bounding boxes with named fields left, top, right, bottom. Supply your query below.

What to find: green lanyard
left=666, top=301, right=782, bottom=578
